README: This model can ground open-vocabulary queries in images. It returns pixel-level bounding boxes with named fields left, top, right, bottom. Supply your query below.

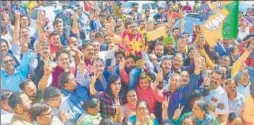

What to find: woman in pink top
left=123, top=89, right=138, bottom=122
left=136, top=72, right=164, bottom=113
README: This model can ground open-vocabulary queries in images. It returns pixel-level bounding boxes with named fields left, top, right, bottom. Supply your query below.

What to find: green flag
left=222, top=1, right=239, bottom=39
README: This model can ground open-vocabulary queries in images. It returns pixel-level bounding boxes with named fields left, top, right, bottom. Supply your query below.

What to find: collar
left=2, top=68, right=19, bottom=77
left=13, top=112, right=32, bottom=123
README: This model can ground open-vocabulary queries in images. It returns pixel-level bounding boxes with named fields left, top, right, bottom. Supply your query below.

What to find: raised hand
left=172, top=104, right=184, bottom=120
left=156, top=71, right=163, bottom=82
left=162, top=96, right=170, bottom=112
left=193, top=48, right=201, bottom=75
left=37, top=10, right=45, bottom=25
left=203, top=76, right=211, bottom=87
left=78, top=54, right=86, bottom=73
left=15, top=11, right=21, bottom=20
left=59, top=109, right=69, bottom=123
left=90, top=75, right=97, bottom=86
left=115, top=98, right=121, bottom=114
left=43, top=62, right=52, bottom=76
left=136, top=59, right=145, bottom=69
left=72, top=12, right=79, bottom=21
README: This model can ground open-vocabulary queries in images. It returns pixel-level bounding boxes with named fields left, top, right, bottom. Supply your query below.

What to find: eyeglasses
left=40, top=112, right=53, bottom=117
left=3, top=59, right=13, bottom=64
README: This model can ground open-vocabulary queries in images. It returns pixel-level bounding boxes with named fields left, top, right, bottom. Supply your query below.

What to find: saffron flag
left=201, top=1, right=239, bottom=47
left=146, top=26, right=168, bottom=41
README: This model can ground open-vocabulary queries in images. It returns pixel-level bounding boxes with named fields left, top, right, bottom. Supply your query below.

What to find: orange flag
left=200, top=9, right=229, bottom=47
left=146, top=26, right=168, bottom=41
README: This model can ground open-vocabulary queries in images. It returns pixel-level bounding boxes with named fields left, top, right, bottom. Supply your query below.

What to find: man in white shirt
left=225, top=79, right=245, bottom=114
left=235, top=70, right=251, bottom=98
left=1, top=90, right=13, bottom=125
left=204, top=69, right=229, bottom=124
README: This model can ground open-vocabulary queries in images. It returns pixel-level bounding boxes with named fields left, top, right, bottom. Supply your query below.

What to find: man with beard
left=172, top=28, right=181, bottom=49
left=8, top=92, right=33, bottom=125
left=19, top=79, right=43, bottom=103
left=203, top=69, right=229, bottom=123
left=118, top=55, right=142, bottom=89
left=48, top=32, right=62, bottom=57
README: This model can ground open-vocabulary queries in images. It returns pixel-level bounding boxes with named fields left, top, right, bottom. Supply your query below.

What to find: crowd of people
left=1, top=1, right=254, bottom=125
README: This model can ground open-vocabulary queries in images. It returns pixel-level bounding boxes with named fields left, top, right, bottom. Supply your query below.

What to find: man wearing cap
left=76, top=97, right=102, bottom=125
left=242, top=81, right=254, bottom=124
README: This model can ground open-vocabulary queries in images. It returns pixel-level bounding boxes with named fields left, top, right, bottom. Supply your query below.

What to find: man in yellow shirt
left=242, top=82, right=254, bottom=124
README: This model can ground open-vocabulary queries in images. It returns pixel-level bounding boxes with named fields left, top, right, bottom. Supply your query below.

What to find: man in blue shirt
left=58, top=72, right=86, bottom=123
left=1, top=54, right=27, bottom=92
left=158, top=49, right=201, bottom=119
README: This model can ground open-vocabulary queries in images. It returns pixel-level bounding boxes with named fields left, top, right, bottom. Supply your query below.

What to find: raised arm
left=182, top=49, right=200, bottom=97
left=13, top=12, right=21, bottom=45
left=37, top=11, right=46, bottom=43
left=89, top=75, right=98, bottom=96
left=71, top=12, right=79, bottom=34
left=231, top=40, right=253, bottom=78
left=38, top=62, right=52, bottom=90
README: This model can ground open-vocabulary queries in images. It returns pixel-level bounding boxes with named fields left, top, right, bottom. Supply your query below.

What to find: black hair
left=1, top=89, right=12, bottom=102
left=83, top=97, right=100, bottom=110
left=82, top=42, right=93, bottom=50
left=106, top=74, right=121, bottom=96
left=125, top=55, right=136, bottom=62
left=43, top=86, right=61, bottom=102
left=126, top=89, right=137, bottom=101
left=20, top=14, right=30, bottom=27
left=0, top=38, right=10, bottom=48
left=49, top=31, right=59, bottom=39
left=19, top=79, right=34, bottom=91
left=30, top=103, right=51, bottom=121
left=8, top=92, right=25, bottom=109
left=53, top=18, right=63, bottom=26
left=58, top=72, right=72, bottom=88
left=212, top=69, right=225, bottom=80
left=124, top=20, right=133, bottom=29
left=228, top=112, right=241, bottom=123
left=98, top=117, right=115, bottom=125
left=115, top=51, right=126, bottom=57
